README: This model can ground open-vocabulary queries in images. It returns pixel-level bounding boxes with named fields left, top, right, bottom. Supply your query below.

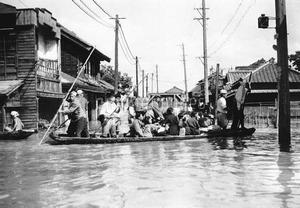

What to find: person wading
left=60, top=91, right=89, bottom=137
left=231, top=78, right=251, bottom=130
left=216, top=89, right=228, bottom=129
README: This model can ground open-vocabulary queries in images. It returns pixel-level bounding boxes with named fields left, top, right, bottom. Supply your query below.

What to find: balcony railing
left=36, top=58, right=60, bottom=80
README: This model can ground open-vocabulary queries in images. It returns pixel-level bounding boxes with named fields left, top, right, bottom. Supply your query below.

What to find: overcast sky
left=4, top=0, right=300, bottom=92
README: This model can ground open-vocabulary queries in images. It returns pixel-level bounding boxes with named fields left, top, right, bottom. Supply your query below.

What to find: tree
left=100, top=65, right=133, bottom=92
left=289, top=51, right=300, bottom=71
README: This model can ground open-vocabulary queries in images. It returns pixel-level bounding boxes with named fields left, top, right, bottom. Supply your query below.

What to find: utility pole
left=194, top=0, right=209, bottom=104
left=151, top=73, right=154, bottom=93
left=111, top=14, right=125, bottom=94
left=215, top=64, right=220, bottom=124
left=181, top=43, right=188, bottom=107
left=156, top=64, right=159, bottom=93
left=135, top=56, right=139, bottom=97
left=275, top=0, right=290, bottom=150
left=142, top=70, right=145, bottom=97
left=146, top=74, right=149, bottom=97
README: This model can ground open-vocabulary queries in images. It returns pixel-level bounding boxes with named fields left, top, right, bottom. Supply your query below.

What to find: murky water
left=1, top=130, right=300, bottom=208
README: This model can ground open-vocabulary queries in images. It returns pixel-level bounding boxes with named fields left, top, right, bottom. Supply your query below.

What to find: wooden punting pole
left=39, top=47, right=95, bottom=145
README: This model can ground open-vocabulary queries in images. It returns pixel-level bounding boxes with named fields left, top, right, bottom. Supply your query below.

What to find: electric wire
left=118, top=38, right=135, bottom=65
left=119, top=23, right=135, bottom=60
left=79, top=0, right=113, bottom=27
left=208, top=0, right=244, bottom=51
left=92, top=0, right=113, bottom=18
left=18, top=0, right=27, bottom=7
left=72, top=0, right=113, bottom=29
left=209, top=1, right=255, bottom=57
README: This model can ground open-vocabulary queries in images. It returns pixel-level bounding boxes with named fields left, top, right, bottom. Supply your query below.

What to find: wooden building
left=225, top=60, right=300, bottom=128
left=189, top=72, right=225, bottom=110
left=60, top=26, right=111, bottom=124
left=0, top=3, right=111, bottom=130
left=148, top=86, right=186, bottom=112
left=0, top=3, right=64, bottom=130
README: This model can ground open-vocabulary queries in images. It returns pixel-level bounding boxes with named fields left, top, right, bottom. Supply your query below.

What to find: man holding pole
left=231, top=78, right=251, bottom=130
left=60, top=91, right=89, bottom=137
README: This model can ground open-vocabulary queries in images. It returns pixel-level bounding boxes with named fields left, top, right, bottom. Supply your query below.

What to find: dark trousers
left=231, top=102, right=245, bottom=130
left=67, top=117, right=89, bottom=137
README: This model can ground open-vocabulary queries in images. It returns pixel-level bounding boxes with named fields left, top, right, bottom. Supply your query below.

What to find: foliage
left=100, top=65, right=133, bottom=92
left=289, top=51, right=300, bottom=71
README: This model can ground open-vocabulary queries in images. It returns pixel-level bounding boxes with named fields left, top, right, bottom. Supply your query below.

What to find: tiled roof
left=226, top=70, right=252, bottom=83
left=165, top=86, right=184, bottom=94
left=244, top=63, right=300, bottom=83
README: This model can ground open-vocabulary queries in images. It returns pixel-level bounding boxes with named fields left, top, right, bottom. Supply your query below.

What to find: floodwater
left=1, top=130, right=300, bottom=208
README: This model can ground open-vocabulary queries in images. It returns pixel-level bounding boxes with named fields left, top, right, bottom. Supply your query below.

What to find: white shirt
left=216, top=97, right=227, bottom=113
left=100, top=101, right=119, bottom=117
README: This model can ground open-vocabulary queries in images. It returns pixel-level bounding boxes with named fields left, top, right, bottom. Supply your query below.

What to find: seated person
left=129, top=111, right=145, bottom=137
left=143, top=116, right=158, bottom=137
left=198, top=112, right=213, bottom=127
left=99, top=94, right=120, bottom=137
left=5, top=111, right=24, bottom=132
left=163, top=107, right=179, bottom=135
left=186, top=111, right=200, bottom=135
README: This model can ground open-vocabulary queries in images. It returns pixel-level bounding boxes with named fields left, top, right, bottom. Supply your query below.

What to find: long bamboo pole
left=39, top=47, right=95, bottom=145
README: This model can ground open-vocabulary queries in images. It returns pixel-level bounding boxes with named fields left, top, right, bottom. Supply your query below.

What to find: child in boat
left=129, top=111, right=145, bottom=137
left=185, top=111, right=200, bottom=135
left=5, top=111, right=24, bottom=132
left=143, top=116, right=158, bottom=137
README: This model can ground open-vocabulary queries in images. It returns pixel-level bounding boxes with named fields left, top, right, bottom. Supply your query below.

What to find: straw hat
left=11, top=111, right=19, bottom=117
left=220, top=89, right=227, bottom=94
left=77, top=89, right=83, bottom=95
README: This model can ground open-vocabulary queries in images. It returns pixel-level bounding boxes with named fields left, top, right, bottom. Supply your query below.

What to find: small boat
left=47, top=128, right=256, bottom=145
left=0, top=129, right=36, bottom=140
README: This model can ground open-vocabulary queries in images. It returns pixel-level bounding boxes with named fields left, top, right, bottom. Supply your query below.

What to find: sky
left=4, top=0, right=300, bottom=93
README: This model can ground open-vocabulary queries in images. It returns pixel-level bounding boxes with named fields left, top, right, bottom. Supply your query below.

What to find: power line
left=118, top=38, right=135, bottom=65
left=18, top=0, right=27, bottom=7
left=209, top=1, right=255, bottom=56
left=119, top=23, right=135, bottom=59
left=72, top=0, right=112, bottom=29
left=208, top=0, right=245, bottom=52
left=92, top=0, right=113, bottom=18
left=79, top=0, right=113, bottom=27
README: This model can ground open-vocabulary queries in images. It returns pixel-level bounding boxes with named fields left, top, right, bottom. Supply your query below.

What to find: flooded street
left=1, top=131, right=300, bottom=208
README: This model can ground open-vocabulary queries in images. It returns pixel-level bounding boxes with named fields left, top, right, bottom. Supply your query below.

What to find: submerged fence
left=243, top=102, right=300, bottom=129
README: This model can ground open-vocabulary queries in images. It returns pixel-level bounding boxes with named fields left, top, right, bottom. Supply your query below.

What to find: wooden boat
left=0, top=129, right=36, bottom=140
left=47, top=128, right=256, bottom=145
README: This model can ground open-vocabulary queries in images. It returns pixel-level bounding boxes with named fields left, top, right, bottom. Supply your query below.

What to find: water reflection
left=276, top=152, right=295, bottom=208
left=0, top=132, right=300, bottom=207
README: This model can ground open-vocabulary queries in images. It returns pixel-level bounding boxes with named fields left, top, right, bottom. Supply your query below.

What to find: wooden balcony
left=36, top=58, right=60, bottom=80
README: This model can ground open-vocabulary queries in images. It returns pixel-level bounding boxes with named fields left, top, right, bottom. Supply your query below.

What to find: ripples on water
left=0, top=130, right=300, bottom=208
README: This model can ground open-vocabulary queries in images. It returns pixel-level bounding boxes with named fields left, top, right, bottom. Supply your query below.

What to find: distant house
left=148, top=86, right=186, bottom=111
left=189, top=72, right=225, bottom=110
left=226, top=60, right=300, bottom=127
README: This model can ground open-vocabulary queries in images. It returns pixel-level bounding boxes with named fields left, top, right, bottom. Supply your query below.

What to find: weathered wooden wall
left=16, top=25, right=38, bottom=129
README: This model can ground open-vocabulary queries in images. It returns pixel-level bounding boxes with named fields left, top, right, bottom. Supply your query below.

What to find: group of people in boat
left=3, top=77, right=250, bottom=138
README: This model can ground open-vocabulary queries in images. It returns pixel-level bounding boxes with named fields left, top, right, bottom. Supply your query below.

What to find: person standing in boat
left=5, top=111, right=24, bottom=132
left=231, top=78, right=251, bottom=130
left=60, top=91, right=89, bottom=137
left=216, top=89, right=228, bottom=129
left=163, top=107, right=179, bottom=135
left=99, top=93, right=120, bottom=137
left=77, top=89, right=88, bottom=118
